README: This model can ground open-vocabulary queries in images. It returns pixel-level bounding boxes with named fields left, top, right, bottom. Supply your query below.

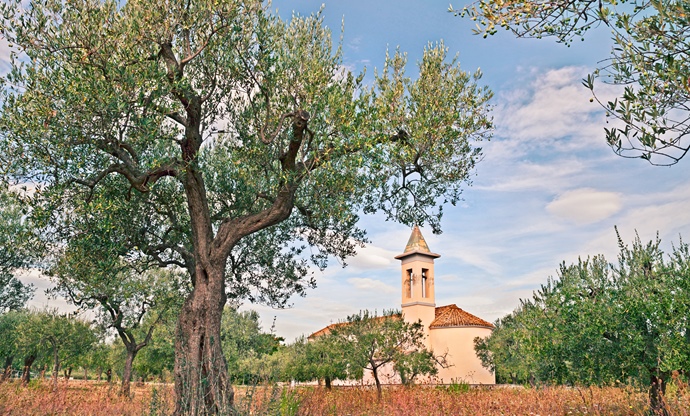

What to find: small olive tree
left=323, top=310, right=443, bottom=399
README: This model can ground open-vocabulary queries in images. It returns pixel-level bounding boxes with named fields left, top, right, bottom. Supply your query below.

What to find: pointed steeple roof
left=395, top=225, right=440, bottom=259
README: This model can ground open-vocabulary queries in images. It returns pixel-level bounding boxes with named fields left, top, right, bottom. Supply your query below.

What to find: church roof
left=309, top=306, right=492, bottom=338
left=430, top=304, right=494, bottom=329
left=308, top=322, right=344, bottom=339
left=308, top=314, right=401, bottom=339
left=394, top=225, right=440, bottom=259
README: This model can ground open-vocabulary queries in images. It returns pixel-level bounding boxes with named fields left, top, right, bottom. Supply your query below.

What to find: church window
left=422, top=268, right=428, bottom=298
left=407, top=269, right=413, bottom=298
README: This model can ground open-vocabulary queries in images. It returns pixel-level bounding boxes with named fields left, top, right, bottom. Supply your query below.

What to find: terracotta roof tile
left=430, top=304, right=494, bottom=329
left=308, top=322, right=345, bottom=339
left=308, top=315, right=400, bottom=339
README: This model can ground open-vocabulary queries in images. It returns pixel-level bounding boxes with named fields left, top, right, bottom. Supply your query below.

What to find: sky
left=14, top=0, right=690, bottom=342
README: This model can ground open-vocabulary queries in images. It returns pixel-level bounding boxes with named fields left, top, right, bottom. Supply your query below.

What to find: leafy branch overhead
left=455, top=0, right=690, bottom=165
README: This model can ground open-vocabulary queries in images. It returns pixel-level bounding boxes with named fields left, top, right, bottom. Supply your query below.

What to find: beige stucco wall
left=429, top=326, right=495, bottom=384
left=401, top=305, right=435, bottom=348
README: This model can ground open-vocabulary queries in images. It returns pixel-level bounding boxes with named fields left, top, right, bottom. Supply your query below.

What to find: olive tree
left=287, top=334, right=349, bottom=389
left=328, top=310, right=443, bottom=399
left=0, top=1, right=492, bottom=413
left=220, top=307, right=281, bottom=384
left=0, top=309, right=28, bottom=382
left=15, top=309, right=97, bottom=390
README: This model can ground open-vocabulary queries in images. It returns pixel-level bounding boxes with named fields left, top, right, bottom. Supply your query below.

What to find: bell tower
left=395, top=225, right=440, bottom=332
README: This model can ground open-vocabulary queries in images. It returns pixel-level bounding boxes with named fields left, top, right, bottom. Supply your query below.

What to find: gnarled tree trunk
left=21, top=354, right=36, bottom=385
left=371, top=364, right=382, bottom=401
left=174, top=264, right=231, bottom=415
left=1, top=356, right=13, bottom=383
left=121, top=348, right=137, bottom=397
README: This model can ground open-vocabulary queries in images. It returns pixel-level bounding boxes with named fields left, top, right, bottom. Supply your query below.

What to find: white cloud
left=345, top=242, right=397, bottom=270
left=546, top=188, right=622, bottom=224
left=347, top=36, right=363, bottom=52
left=476, top=157, right=592, bottom=193
left=490, top=66, right=622, bottom=159
left=347, top=277, right=396, bottom=294
left=18, top=268, right=79, bottom=314
left=429, top=238, right=503, bottom=276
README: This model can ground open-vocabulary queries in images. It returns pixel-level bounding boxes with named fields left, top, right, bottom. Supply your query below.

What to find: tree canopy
left=287, top=333, right=349, bottom=389
left=0, top=0, right=492, bottom=412
left=456, top=0, right=690, bottom=165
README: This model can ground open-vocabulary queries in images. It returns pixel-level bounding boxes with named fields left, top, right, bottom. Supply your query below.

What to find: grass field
left=1, top=379, right=689, bottom=415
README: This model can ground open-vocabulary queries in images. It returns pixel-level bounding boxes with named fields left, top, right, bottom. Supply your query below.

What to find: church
left=311, top=226, right=496, bottom=385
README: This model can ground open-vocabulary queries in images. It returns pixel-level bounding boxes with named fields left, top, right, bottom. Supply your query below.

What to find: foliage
left=47, top=209, right=184, bottom=396
left=220, top=307, right=282, bottom=383
left=0, top=186, right=35, bottom=312
left=14, top=309, right=98, bottom=389
left=133, top=313, right=176, bottom=382
left=456, top=0, right=690, bottom=165
left=473, top=309, right=534, bottom=385
left=287, top=334, right=349, bottom=388
left=86, top=342, right=117, bottom=381
left=475, top=231, right=690, bottom=414
left=0, top=309, right=29, bottom=379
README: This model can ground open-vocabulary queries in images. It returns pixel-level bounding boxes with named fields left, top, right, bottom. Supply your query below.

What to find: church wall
left=429, top=326, right=495, bottom=384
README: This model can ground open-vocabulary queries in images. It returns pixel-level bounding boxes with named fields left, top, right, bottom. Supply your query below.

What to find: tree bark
left=121, top=347, right=137, bottom=397
left=1, top=356, right=13, bottom=383
left=371, top=366, right=382, bottom=401
left=324, top=376, right=332, bottom=390
left=174, top=264, right=231, bottom=416
left=21, top=354, right=36, bottom=385
left=52, top=345, right=59, bottom=392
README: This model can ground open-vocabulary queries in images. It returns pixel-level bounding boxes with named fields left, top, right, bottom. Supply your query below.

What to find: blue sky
left=15, top=1, right=690, bottom=342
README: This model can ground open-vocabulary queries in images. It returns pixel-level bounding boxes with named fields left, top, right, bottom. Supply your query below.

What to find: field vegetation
left=1, top=379, right=690, bottom=415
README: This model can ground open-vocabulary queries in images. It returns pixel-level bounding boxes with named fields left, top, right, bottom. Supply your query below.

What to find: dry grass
left=0, top=379, right=174, bottom=416
left=293, top=385, right=690, bottom=416
left=1, top=380, right=689, bottom=415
